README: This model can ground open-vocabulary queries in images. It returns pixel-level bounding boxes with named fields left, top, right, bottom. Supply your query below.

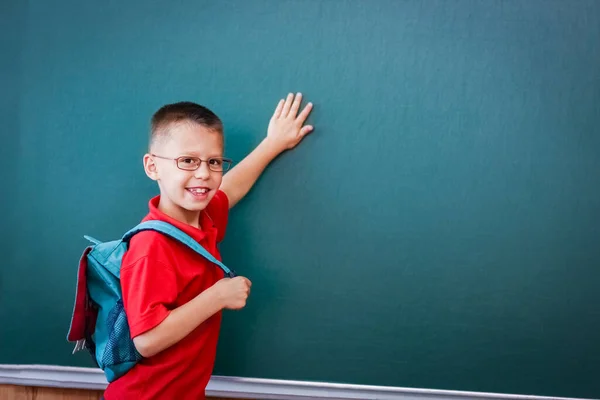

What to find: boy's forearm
left=220, top=138, right=283, bottom=208
left=132, top=287, right=223, bottom=358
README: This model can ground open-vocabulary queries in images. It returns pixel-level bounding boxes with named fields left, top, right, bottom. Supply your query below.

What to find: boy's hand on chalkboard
left=266, top=92, right=314, bottom=152
left=214, top=276, right=252, bottom=310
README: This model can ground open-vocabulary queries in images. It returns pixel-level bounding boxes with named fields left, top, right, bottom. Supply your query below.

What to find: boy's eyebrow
left=176, top=152, right=225, bottom=158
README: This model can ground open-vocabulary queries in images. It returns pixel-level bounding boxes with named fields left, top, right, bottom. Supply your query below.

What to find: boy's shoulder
left=122, top=229, right=177, bottom=269
left=206, top=190, right=230, bottom=239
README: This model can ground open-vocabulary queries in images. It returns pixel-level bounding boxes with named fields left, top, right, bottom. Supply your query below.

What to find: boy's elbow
left=133, top=334, right=158, bottom=358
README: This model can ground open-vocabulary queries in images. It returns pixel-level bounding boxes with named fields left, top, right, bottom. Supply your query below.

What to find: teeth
left=189, top=188, right=208, bottom=194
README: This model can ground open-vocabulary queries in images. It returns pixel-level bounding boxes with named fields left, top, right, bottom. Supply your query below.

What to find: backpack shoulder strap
left=122, top=220, right=236, bottom=278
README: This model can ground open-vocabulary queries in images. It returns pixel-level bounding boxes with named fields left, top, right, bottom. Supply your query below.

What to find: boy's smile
left=186, top=187, right=210, bottom=198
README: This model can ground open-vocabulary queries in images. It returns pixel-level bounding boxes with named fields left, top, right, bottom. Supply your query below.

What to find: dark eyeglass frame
left=151, top=154, right=233, bottom=172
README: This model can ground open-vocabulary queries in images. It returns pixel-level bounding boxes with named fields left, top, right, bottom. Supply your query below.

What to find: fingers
left=289, top=92, right=302, bottom=117
left=218, top=276, right=252, bottom=310
left=299, top=125, right=314, bottom=137
left=233, top=276, right=251, bottom=285
left=281, top=93, right=294, bottom=117
left=296, top=102, right=313, bottom=123
left=233, top=276, right=252, bottom=292
left=276, top=92, right=313, bottom=120
left=272, top=99, right=284, bottom=119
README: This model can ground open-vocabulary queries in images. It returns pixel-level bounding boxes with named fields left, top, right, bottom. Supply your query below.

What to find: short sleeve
left=120, top=256, right=178, bottom=338
left=206, top=189, right=230, bottom=242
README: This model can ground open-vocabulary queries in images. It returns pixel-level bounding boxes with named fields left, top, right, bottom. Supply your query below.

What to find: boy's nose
left=194, top=161, right=211, bottom=179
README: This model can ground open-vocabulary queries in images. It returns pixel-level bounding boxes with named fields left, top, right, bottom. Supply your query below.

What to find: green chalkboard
left=1, top=1, right=599, bottom=398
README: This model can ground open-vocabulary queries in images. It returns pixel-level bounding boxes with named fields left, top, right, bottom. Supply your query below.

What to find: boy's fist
left=266, top=92, right=314, bottom=152
left=214, top=276, right=252, bottom=310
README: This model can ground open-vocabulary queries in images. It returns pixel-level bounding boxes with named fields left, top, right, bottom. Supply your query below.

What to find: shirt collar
left=145, top=195, right=216, bottom=243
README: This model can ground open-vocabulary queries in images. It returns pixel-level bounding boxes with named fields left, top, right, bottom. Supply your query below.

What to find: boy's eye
left=176, top=157, right=201, bottom=170
left=209, top=158, right=223, bottom=166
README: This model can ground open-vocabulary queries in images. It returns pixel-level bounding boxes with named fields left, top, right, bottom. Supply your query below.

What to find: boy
left=102, top=93, right=314, bottom=399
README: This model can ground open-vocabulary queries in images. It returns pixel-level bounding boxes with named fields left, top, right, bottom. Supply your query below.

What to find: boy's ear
left=143, top=154, right=159, bottom=181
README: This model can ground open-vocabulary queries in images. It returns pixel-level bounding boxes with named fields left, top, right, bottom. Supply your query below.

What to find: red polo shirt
left=103, top=190, right=229, bottom=400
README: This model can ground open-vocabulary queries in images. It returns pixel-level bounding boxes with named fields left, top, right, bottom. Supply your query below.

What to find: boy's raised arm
left=220, top=93, right=314, bottom=208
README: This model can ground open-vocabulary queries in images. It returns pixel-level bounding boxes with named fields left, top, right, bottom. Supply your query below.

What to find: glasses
left=151, top=154, right=233, bottom=172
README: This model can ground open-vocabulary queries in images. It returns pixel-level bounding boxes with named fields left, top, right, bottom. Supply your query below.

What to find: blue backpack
left=67, top=220, right=236, bottom=382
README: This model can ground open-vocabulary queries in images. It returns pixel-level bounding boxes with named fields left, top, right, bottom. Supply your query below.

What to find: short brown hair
left=150, top=101, right=223, bottom=148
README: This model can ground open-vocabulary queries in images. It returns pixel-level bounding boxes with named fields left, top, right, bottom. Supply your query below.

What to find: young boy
left=102, top=93, right=314, bottom=399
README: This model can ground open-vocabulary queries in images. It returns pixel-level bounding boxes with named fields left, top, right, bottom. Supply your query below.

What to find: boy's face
left=144, top=121, right=224, bottom=219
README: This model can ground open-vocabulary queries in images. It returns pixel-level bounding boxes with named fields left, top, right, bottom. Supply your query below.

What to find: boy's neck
left=157, top=197, right=202, bottom=229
